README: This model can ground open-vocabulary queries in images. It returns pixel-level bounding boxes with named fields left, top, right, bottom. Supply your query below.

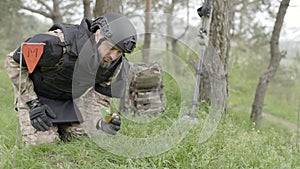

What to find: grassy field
left=0, top=55, right=299, bottom=169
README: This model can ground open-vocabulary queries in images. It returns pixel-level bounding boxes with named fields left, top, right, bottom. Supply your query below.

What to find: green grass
left=1, top=55, right=300, bottom=168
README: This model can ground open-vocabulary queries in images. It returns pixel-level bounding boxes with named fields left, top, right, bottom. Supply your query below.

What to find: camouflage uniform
left=5, top=29, right=111, bottom=146
left=75, top=89, right=111, bottom=137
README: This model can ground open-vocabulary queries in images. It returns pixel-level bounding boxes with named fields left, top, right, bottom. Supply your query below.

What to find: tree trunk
left=83, top=0, right=92, bottom=18
left=143, top=0, right=151, bottom=63
left=165, top=0, right=180, bottom=74
left=52, top=0, right=63, bottom=23
left=93, top=0, right=122, bottom=17
left=199, top=0, right=230, bottom=114
left=165, top=0, right=176, bottom=54
left=251, top=0, right=290, bottom=127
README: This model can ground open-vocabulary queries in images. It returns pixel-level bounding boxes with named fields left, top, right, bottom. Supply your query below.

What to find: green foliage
left=0, top=1, right=50, bottom=57
left=229, top=39, right=300, bottom=124
left=231, top=0, right=277, bottom=47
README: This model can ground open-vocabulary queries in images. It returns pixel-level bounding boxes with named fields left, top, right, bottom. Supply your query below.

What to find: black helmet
left=90, top=13, right=137, bottom=54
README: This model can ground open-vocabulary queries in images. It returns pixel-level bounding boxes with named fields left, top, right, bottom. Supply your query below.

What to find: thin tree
left=251, top=0, right=290, bottom=127
left=165, top=0, right=189, bottom=56
left=143, top=0, right=151, bottom=63
left=93, top=0, right=122, bottom=17
left=83, top=0, right=92, bottom=18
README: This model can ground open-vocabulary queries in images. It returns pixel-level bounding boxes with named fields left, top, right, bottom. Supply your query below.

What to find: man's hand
left=96, top=113, right=121, bottom=135
left=28, top=99, right=56, bottom=131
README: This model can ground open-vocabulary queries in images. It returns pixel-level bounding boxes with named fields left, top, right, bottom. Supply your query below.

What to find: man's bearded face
left=98, top=40, right=122, bottom=68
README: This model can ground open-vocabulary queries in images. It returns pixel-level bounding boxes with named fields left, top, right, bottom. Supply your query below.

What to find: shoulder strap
left=48, top=19, right=94, bottom=57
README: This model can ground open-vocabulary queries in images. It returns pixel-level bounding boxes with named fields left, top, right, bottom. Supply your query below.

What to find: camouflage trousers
left=18, top=90, right=111, bottom=146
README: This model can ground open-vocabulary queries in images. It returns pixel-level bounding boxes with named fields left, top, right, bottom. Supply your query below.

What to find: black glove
left=96, top=113, right=121, bottom=135
left=28, top=99, right=56, bottom=131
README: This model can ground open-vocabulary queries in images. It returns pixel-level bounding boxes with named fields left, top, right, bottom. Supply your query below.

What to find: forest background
left=0, top=0, right=299, bottom=168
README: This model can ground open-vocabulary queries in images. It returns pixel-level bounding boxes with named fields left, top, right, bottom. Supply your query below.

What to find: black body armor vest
left=13, top=19, right=129, bottom=100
